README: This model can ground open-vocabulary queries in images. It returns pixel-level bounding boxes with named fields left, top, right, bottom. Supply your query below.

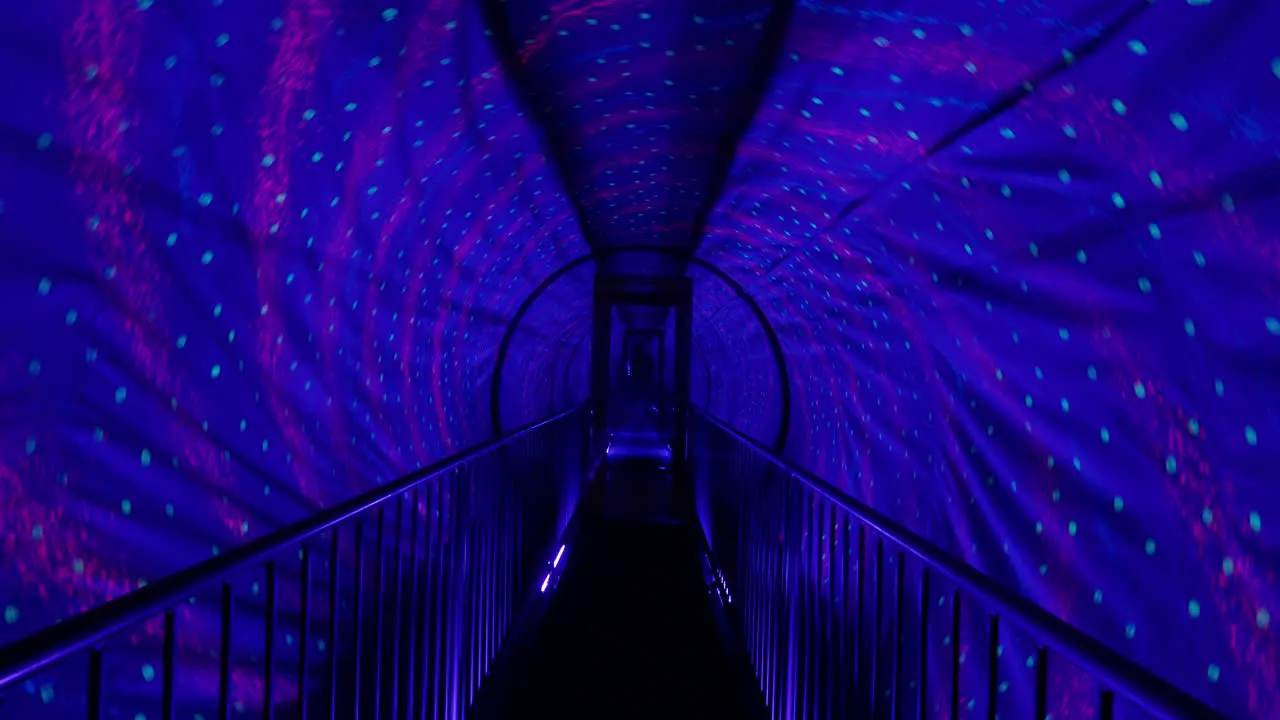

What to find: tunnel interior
left=1, top=0, right=1278, bottom=717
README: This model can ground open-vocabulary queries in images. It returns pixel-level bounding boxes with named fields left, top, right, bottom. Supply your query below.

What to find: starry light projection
left=1, top=1, right=587, bottom=716
left=689, top=1, right=1278, bottom=716
left=0, top=0, right=1277, bottom=718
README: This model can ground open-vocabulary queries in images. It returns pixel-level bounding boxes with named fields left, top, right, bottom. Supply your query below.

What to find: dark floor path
left=471, top=464, right=760, bottom=719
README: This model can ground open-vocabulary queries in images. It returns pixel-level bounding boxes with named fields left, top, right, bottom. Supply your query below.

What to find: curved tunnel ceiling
left=0, top=0, right=1278, bottom=717
left=484, top=0, right=793, bottom=260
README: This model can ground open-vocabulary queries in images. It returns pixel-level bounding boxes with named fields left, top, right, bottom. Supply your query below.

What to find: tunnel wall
left=689, top=265, right=783, bottom=446
left=0, top=1, right=588, bottom=715
left=0, top=0, right=1277, bottom=718
left=496, top=261, right=595, bottom=433
left=693, top=1, right=1280, bottom=716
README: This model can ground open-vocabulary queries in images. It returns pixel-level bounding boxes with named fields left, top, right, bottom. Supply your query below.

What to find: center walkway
left=472, top=463, right=762, bottom=719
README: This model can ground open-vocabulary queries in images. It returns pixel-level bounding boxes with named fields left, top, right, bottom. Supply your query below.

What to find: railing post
left=390, top=498, right=405, bottom=720
left=987, top=614, right=999, bottom=720
left=263, top=561, right=277, bottom=720
left=352, top=520, right=365, bottom=720
left=87, top=647, right=104, bottom=720
left=298, top=545, right=311, bottom=720
left=892, top=550, right=905, bottom=720
left=162, top=610, right=176, bottom=720
left=219, top=583, right=232, bottom=720
left=326, top=530, right=340, bottom=720
left=783, top=481, right=800, bottom=720
left=951, top=590, right=962, bottom=720
left=371, top=508, right=385, bottom=720
left=918, top=568, right=930, bottom=720
left=406, top=489, right=420, bottom=720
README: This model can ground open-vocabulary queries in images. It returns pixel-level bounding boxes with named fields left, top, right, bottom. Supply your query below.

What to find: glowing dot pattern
left=0, top=0, right=1276, bottom=718
left=0, top=0, right=589, bottom=716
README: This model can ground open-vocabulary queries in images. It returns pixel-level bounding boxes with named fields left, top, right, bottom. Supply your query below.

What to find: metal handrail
left=0, top=404, right=586, bottom=690
left=693, top=407, right=1225, bottom=720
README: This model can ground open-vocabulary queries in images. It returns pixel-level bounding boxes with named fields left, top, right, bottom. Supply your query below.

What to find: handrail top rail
left=0, top=404, right=587, bottom=690
left=693, top=407, right=1226, bottom=720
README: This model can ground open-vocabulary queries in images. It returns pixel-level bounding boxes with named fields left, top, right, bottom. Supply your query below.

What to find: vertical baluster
left=1034, top=647, right=1048, bottom=720
left=474, top=465, right=487, bottom=699
left=747, top=466, right=757, bottom=691
left=833, top=515, right=849, bottom=719
left=390, top=498, right=404, bottom=720
left=1099, top=689, right=1115, bottom=720
left=495, top=476, right=506, bottom=661
left=853, top=524, right=865, bottom=714
left=504, top=461, right=514, bottom=630
left=468, top=474, right=481, bottom=704
left=372, top=507, right=385, bottom=720
left=457, top=470, right=472, bottom=715
left=484, top=471, right=495, bottom=685
left=871, top=537, right=883, bottom=719
left=496, top=453, right=506, bottom=650
left=918, top=568, right=930, bottom=720
left=739, top=463, right=752, bottom=684
left=808, top=499, right=819, bottom=717
left=752, top=469, right=765, bottom=694
left=220, top=582, right=233, bottom=720
left=784, top=483, right=799, bottom=720
left=808, top=486, right=819, bottom=717
left=421, top=483, right=440, bottom=720
left=476, top=477, right=488, bottom=698
left=468, top=471, right=478, bottom=702
left=502, top=469, right=513, bottom=641
left=485, top=478, right=497, bottom=678
left=448, top=471, right=462, bottom=720
left=433, top=473, right=455, bottom=720
left=437, top=468, right=453, bottom=717
left=327, top=529, right=341, bottom=720
left=950, top=591, right=961, bottom=720
left=264, top=561, right=278, bottom=720
left=810, top=496, right=822, bottom=720
left=485, top=465, right=496, bottom=683
left=748, top=469, right=762, bottom=696
left=163, top=610, right=176, bottom=720
left=776, top=472, right=789, bottom=716
left=463, top=472, right=475, bottom=706
left=809, top=495, right=821, bottom=720
left=797, top=490, right=810, bottom=720
left=892, top=551, right=905, bottom=720
left=743, top=465, right=753, bottom=685
left=298, top=545, right=311, bottom=720
left=752, top=464, right=766, bottom=706
left=88, top=647, right=105, bottom=720
left=406, top=489, right=420, bottom=720
left=758, top=465, right=772, bottom=711
left=987, top=614, right=999, bottom=720
left=449, top=467, right=466, bottom=720
left=822, top=503, right=836, bottom=720
left=769, top=472, right=783, bottom=715
left=751, top=464, right=759, bottom=686
left=352, top=519, right=365, bottom=720
left=494, top=471, right=504, bottom=667
left=773, top=464, right=783, bottom=712
left=426, top=482, right=440, bottom=720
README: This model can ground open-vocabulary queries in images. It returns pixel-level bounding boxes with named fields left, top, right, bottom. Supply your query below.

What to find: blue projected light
left=1, top=0, right=1277, bottom=718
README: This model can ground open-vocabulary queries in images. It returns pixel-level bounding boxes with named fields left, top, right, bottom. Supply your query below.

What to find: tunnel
left=0, top=0, right=1277, bottom=718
